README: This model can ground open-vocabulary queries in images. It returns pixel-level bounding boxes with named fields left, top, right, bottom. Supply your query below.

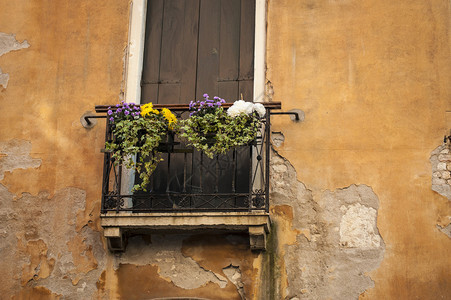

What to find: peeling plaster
left=0, top=184, right=105, bottom=299
left=0, top=33, right=29, bottom=57
left=265, top=80, right=274, bottom=102
left=270, top=150, right=385, bottom=299
left=0, top=33, right=30, bottom=89
left=0, top=139, right=41, bottom=181
left=430, top=144, right=451, bottom=200
left=430, top=144, right=451, bottom=239
left=437, top=223, right=451, bottom=238
left=271, top=132, right=285, bottom=147
left=223, top=265, right=245, bottom=300
left=0, top=140, right=105, bottom=298
left=340, top=203, right=381, bottom=248
left=116, top=235, right=228, bottom=290
left=0, top=67, right=9, bottom=89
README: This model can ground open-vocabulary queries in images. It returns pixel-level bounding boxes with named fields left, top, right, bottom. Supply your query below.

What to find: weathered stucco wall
left=267, top=0, right=451, bottom=299
left=0, top=1, right=265, bottom=299
left=1, top=0, right=450, bottom=299
left=0, top=1, right=129, bottom=298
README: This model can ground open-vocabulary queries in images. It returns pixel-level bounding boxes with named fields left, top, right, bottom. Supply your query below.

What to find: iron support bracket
left=270, top=111, right=300, bottom=121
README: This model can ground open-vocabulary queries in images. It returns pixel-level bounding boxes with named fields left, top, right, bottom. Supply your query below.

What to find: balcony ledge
left=101, top=211, right=270, bottom=252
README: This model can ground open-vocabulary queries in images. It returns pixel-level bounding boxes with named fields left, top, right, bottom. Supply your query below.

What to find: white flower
left=244, top=101, right=254, bottom=114
left=227, top=100, right=254, bottom=117
left=253, top=103, right=266, bottom=117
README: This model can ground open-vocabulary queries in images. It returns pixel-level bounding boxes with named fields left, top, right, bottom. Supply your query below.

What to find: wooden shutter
left=141, top=0, right=255, bottom=104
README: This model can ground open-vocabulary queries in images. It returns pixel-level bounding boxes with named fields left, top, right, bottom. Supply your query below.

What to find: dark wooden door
left=137, top=0, right=255, bottom=209
left=141, top=0, right=255, bottom=104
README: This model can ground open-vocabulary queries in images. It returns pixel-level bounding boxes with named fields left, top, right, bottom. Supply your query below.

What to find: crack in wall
left=269, top=149, right=385, bottom=299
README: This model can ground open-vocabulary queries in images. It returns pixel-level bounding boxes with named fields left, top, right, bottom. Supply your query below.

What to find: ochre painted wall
left=0, top=1, right=128, bottom=298
left=267, top=0, right=451, bottom=298
left=0, top=1, right=263, bottom=299
left=0, top=0, right=450, bottom=299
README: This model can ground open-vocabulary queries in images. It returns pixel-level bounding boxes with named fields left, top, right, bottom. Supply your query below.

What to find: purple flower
left=117, top=108, right=122, bottom=113
left=124, top=110, right=130, bottom=115
left=129, top=102, right=135, bottom=106
left=207, top=102, right=213, bottom=107
left=107, top=110, right=113, bottom=115
left=116, top=104, right=120, bottom=107
left=109, top=117, right=114, bottom=122
left=203, top=93, right=209, bottom=98
left=214, top=96, right=219, bottom=100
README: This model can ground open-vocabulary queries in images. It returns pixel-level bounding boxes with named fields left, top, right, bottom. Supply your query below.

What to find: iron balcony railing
left=94, top=102, right=281, bottom=214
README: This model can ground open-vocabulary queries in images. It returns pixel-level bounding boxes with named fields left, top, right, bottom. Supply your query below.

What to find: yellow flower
left=140, top=102, right=159, bottom=117
left=161, top=108, right=177, bottom=129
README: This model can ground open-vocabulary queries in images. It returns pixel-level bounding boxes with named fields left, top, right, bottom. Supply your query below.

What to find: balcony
left=94, top=102, right=281, bottom=251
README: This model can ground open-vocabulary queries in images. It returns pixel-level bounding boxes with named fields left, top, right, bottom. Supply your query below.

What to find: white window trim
left=124, top=0, right=148, bottom=105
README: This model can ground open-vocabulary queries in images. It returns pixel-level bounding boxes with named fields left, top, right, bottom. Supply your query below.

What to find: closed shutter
left=141, top=0, right=255, bottom=104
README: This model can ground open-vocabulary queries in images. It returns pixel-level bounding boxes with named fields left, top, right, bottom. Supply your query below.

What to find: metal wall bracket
left=444, top=131, right=451, bottom=144
left=271, top=109, right=304, bottom=122
left=81, top=111, right=106, bottom=129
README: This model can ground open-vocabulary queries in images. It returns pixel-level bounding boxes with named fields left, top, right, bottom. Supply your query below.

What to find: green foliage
left=105, top=114, right=171, bottom=192
left=179, top=107, right=261, bottom=158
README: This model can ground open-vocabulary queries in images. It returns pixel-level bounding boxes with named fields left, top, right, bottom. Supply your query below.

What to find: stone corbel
left=249, top=225, right=267, bottom=250
left=104, top=227, right=125, bottom=252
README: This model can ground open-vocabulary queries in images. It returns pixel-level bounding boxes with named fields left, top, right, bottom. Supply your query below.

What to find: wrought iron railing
left=94, top=102, right=281, bottom=213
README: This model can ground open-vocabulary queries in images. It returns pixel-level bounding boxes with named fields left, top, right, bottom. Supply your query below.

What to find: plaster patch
left=270, top=149, right=385, bottom=299
left=21, top=239, right=56, bottom=285
left=116, top=235, right=228, bottom=290
left=265, top=80, right=274, bottom=102
left=0, top=68, right=9, bottom=88
left=339, top=203, right=381, bottom=248
left=0, top=185, right=105, bottom=299
left=0, top=33, right=29, bottom=90
left=437, top=223, right=451, bottom=238
left=0, top=139, right=42, bottom=181
left=436, top=216, right=451, bottom=238
left=0, top=32, right=29, bottom=57
left=271, top=132, right=285, bottom=147
left=430, top=144, right=451, bottom=200
left=223, top=265, right=245, bottom=300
